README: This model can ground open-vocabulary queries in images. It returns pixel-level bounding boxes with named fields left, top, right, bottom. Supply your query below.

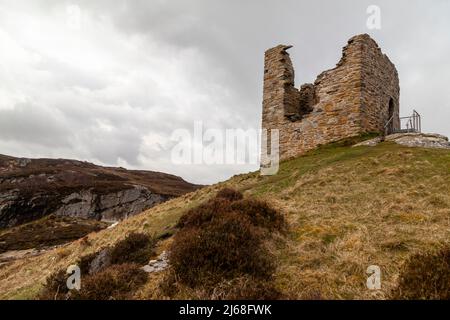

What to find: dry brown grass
left=264, top=144, right=450, bottom=299
left=1, top=141, right=450, bottom=299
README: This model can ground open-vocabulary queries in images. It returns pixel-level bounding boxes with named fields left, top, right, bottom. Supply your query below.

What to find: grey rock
left=353, top=133, right=450, bottom=149
left=17, top=158, right=31, bottom=167
left=53, top=186, right=166, bottom=222
left=89, top=248, right=112, bottom=274
left=142, top=265, right=155, bottom=273
left=142, top=251, right=170, bottom=274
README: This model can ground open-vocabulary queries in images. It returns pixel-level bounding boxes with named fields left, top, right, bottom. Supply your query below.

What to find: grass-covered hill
left=1, top=137, right=449, bottom=299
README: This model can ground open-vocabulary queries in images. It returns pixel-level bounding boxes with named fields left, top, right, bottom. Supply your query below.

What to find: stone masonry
left=261, top=34, right=400, bottom=161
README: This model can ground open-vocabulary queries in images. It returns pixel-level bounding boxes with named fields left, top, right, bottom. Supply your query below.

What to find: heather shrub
left=230, top=198, right=286, bottom=231
left=71, top=263, right=148, bottom=300
left=39, top=232, right=155, bottom=300
left=39, top=253, right=98, bottom=300
left=77, top=252, right=98, bottom=274
left=216, top=188, right=244, bottom=201
left=177, top=189, right=285, bottom=231
left=165, top=188, right=285, bottom=299
left=391, top=247, right=450, bottom=300
left=38, top=269, right=70, bottom=300
left=109, top=232, right=155, bottom=265
left=170, top=212, right=273, bottom=287
left=176, top=197, right=232, bottom=229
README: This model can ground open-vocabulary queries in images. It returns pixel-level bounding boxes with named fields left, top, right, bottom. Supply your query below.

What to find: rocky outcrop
left=0, top=154, right=201, bottom=228
left=353, top=133, right=450, bottom=149
left=53, top=186, right=166, bottom=222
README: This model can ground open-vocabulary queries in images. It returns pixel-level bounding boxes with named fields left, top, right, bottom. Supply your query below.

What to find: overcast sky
left=0, top=0, right=449, bottom=184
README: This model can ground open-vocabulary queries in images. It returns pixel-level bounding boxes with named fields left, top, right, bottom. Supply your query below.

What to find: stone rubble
left=142, top=251, right=169, bottom=273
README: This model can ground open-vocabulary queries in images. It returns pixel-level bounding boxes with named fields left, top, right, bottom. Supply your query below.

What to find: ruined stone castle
left=261, top=34, right=400, bottom=161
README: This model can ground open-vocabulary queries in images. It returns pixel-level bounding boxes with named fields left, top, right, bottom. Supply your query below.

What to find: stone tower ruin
left=261, top=34, right=400, bottom=161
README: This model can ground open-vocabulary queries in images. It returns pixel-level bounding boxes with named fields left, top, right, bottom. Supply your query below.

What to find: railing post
left=416, top=112, right=419, bottom=132
left=419, top=114, right=421, bottom=132
left=413, top=110, right=421, bottom=133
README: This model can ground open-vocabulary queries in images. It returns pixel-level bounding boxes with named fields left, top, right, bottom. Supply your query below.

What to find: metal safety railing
left=399, top=110, right=421, bottom=133
left=384, top=110, right=421, bottom=136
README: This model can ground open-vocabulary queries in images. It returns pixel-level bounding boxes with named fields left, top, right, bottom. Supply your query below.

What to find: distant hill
left=0, top=154, right=201, bottom=228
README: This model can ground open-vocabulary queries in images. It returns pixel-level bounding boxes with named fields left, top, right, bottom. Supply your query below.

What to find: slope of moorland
left=1, top=138, right=449, bottom=299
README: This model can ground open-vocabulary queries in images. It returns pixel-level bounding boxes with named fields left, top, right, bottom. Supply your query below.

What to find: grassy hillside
left=1, top=139, right=449, bottom=299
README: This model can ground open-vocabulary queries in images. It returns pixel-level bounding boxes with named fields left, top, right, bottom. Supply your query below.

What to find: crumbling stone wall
left=360, top=36, right=400, bottom=132
left=261, top=34, right=400, bottom=161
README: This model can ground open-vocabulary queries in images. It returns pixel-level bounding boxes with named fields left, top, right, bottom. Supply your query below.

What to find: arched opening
left=387, top=98, right=395, bottom=134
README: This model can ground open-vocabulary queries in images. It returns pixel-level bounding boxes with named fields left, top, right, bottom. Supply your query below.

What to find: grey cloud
left=0, top=103, right=70, bottom=147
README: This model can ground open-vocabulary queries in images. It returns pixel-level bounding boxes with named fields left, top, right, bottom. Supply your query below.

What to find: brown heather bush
left=39, top=252, right=98, bottom=300
left=230, top=199, right=286, bottom=231
left=165, top=188, right=285, bottom=299
left=71, top=263, right=148, bottom=300
left=38, top=269, right=71, bottom=300
left=391, top=246, right=450, bottom=300
left=109, top=232, right=155, bottom=265
left=170, top=212, right=273, bottom=287
left=176, top=197, right=231, bottom=229
left=216, top=188, right=244, bottom=201
left=39, top=263, right=147, bottom=300
left=77, top=252, right=98, bottom=274
left=39, top=232, right=155, bottom=300
left=177, top=188, right=285, bottom=231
